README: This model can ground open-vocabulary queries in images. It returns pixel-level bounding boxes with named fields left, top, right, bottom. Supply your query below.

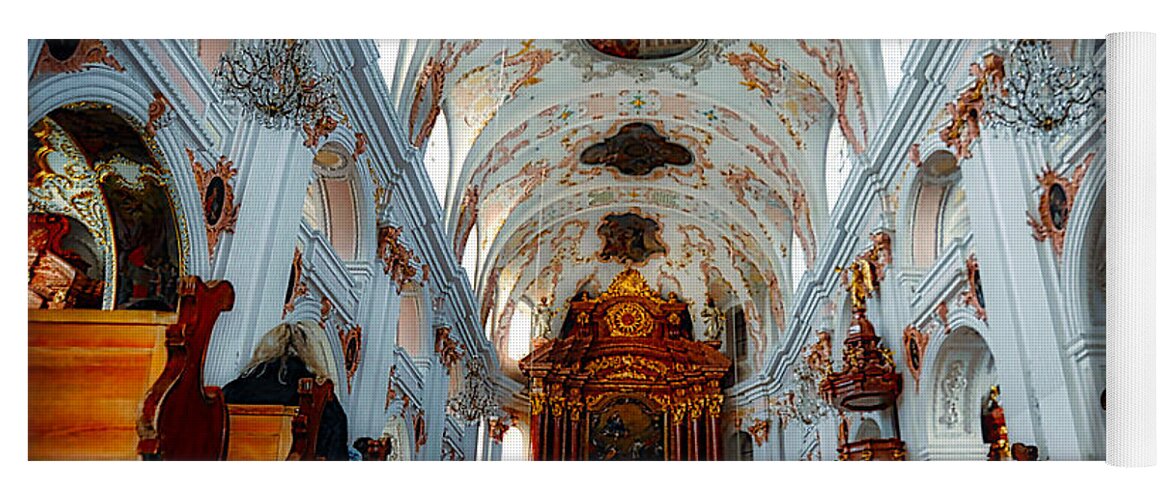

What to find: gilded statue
left=700, top=297, right=726, bottom=341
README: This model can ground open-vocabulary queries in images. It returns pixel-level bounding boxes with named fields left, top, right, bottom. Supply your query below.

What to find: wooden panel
left=226, top=405, right=297, bottom=461
left=28, top=310, right=175, bottom=460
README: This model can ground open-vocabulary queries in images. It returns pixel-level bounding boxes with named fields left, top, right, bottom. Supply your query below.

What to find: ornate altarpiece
left=519, top=269, right=731, bottom=460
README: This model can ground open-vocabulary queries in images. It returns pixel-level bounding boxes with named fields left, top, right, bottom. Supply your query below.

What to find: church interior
left=26, top=38, right=1107, bottom=462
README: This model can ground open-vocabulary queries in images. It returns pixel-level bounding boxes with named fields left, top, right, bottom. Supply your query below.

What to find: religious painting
left=597, top=212, right=667, bottom=264
left=28, top=213, right=105, bottom=309
left=101, top=178, right=181, bottom=311
left=580, top=122, right=693, bottom=176
left=586, top=40, right=701, bottom=60
left=588, top=397, right=665, bottom=461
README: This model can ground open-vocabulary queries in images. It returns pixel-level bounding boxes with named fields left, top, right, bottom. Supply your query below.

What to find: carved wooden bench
left=28, top=308, right=175, bottom=460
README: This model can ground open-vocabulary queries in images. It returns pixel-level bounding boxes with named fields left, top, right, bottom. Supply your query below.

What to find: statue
left=533, top=296, right=554, bottom=341
left=700, top=297, right=726, bottom=341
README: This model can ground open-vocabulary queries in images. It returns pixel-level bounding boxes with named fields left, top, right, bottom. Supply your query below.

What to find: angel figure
left=533, top=296, right=554, bottom=341
left=700, top=297, right=726, bottom=341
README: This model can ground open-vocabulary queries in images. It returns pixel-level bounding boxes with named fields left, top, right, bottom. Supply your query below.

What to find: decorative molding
left=1027, top=154, right=1091, bottom=257
left=936, top=300, right=951, bottom=334
left=798, top=39, right=870, bottom=155
left=413, top=409, right=427, bottom=454
left=408, top=40, right=481, bottom=148
left=282, top=246, right=308, bottom=318
left=938, top=360, right=968, bottom=430
left=561, top=39, right=729, bottom=85
left=187, top=148, right=239, bottom=260
left=939, top=53, right=1005, bottom=159
left=376, top=225, right=421, bottom=293
left=144, top=92, right=172, bottom=138
left=488, top=415, right=512, bottom=443
left=747, top=418, right=771, bottom=446
left=338, top=323, right=362, bottom=393
left=302, top=115, right=338, bottom=149
left=961, top=254, right=988, bottom=321
left=903, top=325, right=930, bottom=387
left=33, top=39, right=125, bottom=77
left=434, top=326, right=463, bottom=374
left=351, top=132, right=368, bottom=160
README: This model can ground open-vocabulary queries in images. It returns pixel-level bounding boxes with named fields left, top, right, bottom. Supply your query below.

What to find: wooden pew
left=225, top=404, right=298, bottom=460
left=224, top=378, right=334, bottom=461
left=28, top=308, right=176, bottom=460
left=287, top=378, right=334, bottom=460
left=137, top=277, right=235, bottom=460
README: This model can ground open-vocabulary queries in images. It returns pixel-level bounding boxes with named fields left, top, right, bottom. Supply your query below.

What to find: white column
left=351, top=270, right=402, bottom=439
left=963, top=136, right=1082, bottom=459
left=204, top=122, right=314, bottom=386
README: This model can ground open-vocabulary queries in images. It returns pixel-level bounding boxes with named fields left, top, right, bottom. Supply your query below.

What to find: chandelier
left=774, top=361, right=834, bottom=429
left=214, top=39, right=342, bottom=129
left=447, top=356, right=500, bottom=422
left=984, top=39, right=1104, bottom=137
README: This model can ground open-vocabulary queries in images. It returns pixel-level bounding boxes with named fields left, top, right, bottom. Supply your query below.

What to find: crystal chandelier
left=447, top=356, right=500, bottom=422
left=984, top=39, right=1104, bottom=137
left=774, top=361, right=834, bottom=429
left=214, top=39, right=342, bottom=129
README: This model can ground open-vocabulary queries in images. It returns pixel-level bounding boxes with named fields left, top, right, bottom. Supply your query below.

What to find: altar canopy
left=520, top=269, right=730, bottom=460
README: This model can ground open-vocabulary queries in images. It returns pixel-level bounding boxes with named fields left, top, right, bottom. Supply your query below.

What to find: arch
left=28, top=68, right=210, bottom=278
left=1062, top=154, right=1107, bottom=341
left=920, top=326, right=998, bottom=460
left=303, top=141, right=367, bottom=261
left=903, top=149, right=967, bottom=269
left=29, top=104, right=184, bottom=311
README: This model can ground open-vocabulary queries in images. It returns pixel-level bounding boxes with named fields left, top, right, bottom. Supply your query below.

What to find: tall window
left=824, top=125, right=851, bottom=212
left=790, top=237, right=807, bottom=296
left=507, top=299, right=533, bottom=360
left=461, top=223, right=480, bottom=285
left=424, top=110, right=451, bottom=209
left=501, top=427, right=528, bottom=461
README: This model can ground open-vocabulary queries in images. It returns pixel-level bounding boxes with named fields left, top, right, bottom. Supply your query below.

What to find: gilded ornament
left=605, top=301, right=654, bottom=337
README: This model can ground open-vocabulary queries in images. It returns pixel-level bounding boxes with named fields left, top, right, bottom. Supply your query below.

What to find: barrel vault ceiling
left=384, top=39, right=890, bottom=363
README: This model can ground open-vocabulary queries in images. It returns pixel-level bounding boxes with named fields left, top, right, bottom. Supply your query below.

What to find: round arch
left=918, top=324, right=998, bottom=460
left=29, top=69, right=210, bottom=277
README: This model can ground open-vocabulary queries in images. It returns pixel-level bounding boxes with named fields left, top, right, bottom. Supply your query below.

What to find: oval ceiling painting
left=585, top=39, right=702, bottom=60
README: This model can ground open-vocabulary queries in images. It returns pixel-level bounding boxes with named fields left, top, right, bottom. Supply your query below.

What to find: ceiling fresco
left=390, top=39, right=889, bottom=367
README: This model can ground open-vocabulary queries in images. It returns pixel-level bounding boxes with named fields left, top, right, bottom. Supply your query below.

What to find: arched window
left=501, top=426, right=528, bottom=461
left=461, top=223, right=480, bottom=285
left=736, top=431, right=754, bottom=461
left=506, top=299, right=533, bottom=361
left=910, top=150, right=967, bottom=268
left=790, top=237, right=807, bottom=296
left=303, top=142, right=362, bottom=261
left=424, top=110, right=451, bottom=209
left=824, top=125, right=851, bottom=212
left=396, top=286, right=427, bottom=358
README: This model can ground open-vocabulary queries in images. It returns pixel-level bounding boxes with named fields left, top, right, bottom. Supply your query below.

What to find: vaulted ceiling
left=384, top=39, right=889, bottom=362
